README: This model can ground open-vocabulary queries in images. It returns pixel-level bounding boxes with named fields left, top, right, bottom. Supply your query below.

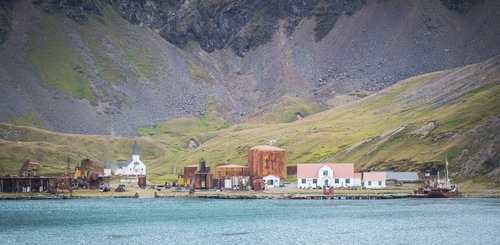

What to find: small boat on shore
left=414, top=157, right=458, bottom=198
left=427, top=185, right=459, bottom=198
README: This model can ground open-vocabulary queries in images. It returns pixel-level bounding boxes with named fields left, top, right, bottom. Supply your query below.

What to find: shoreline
left=1, top=191, right=499, bottom=200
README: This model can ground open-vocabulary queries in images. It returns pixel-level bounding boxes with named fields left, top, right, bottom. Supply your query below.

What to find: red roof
left=297, top=163, right=355, bottom=178
left=363, top=171, right=386, bottom=181
left=354, top=172, right=362, bottom=178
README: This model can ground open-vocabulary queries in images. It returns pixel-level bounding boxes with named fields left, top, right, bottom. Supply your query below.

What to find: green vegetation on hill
left=0, top=59, right=498, bottom=186
left=26, top=4, right=164, bottom=103
left=1, top=110, right=47, bottom=130
left=246, top=96, right=324, bottom=124
left=27, top=10, right=91, bottom=100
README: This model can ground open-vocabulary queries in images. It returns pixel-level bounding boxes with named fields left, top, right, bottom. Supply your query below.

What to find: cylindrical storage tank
left=248, top=145, right=287, bottom=178
left=215, top=164, right=249, bottom=179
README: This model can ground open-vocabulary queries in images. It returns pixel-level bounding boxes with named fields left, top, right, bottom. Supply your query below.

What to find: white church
left=105, top=142, right=147, bottom=176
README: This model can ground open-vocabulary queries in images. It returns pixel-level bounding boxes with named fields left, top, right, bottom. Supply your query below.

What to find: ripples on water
left=0, top=198, right=499, bottom=244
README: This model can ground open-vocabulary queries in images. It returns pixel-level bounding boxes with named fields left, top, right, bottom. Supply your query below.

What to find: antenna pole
left=445, top=156, right=449, bottom=189
left=67, top=155, right=70, bottom=175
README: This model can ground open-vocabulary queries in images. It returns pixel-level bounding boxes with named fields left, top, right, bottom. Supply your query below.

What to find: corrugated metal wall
left=248, top=146, right=287, bottom=178
left=215, top=165, right=250, bottom=179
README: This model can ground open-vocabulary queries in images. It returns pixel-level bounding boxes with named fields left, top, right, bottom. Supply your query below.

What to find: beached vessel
left=414, top=157, right=459, bottom=198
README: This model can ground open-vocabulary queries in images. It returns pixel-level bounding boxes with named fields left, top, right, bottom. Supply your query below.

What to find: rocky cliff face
left=0, top=0, right=499, bottom=136
left=0, top=0, right=13, bottom=43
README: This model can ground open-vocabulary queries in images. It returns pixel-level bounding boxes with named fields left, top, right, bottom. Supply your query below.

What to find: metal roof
left=386, top=171, right=419, bottom=181
left=122, top=157, right=134, bottom=167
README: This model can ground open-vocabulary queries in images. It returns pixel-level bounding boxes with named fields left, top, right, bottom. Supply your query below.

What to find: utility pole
left=67, top=155, right=71, bottom=175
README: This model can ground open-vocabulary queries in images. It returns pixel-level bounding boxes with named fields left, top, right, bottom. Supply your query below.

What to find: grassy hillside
left=0, top=57, right=499, bottom=185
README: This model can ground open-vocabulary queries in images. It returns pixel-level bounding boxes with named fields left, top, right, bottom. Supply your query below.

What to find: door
left=224, top=179, right=232, bottom=189
left=324, top=179, right=329, bottom=187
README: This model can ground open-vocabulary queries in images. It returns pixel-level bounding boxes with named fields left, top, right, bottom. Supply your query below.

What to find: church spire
left=104, top=160, right=111, bottom=169
left=133, top=141, right=139, bottom=156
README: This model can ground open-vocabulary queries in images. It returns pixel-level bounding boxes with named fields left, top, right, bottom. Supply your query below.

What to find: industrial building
left=178, top=159, right=213, bottom=189
left=215, top=164, right=250, bottom=190
left=247, top=145, right=287, bottom=178
left=194, top=159, right=213, bottom=189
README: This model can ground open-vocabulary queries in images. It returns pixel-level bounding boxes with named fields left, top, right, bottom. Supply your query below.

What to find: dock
left=155, top=193, right=417, bottom=200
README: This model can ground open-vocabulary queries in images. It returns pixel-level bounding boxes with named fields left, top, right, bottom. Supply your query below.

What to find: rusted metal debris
left=18, top=159, right=40, bottom=177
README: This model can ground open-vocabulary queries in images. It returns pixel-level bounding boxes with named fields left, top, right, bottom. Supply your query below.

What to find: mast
left=67, top=155, right=71, bottom=175
left=445, top=156, right=450, bottom=189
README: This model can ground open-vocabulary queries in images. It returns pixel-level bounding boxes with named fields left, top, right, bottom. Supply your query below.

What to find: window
left=378, top=181, right=382, bottom=186
left=346, top=179, right=350, bottom=184
left=368, top=181, right=372, bottom=186
left=313, top=179, right=317, bottom=184
left=323, top=170, right=328, bottom=176
left=334, top=179, right=339, bottom=184
left=301, top=179, right=306, bottom=184
left=268, top=180, right=274, bottom=185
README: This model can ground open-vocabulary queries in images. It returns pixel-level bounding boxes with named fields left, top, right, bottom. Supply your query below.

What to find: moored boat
left=427, top=185, right=459, bottom=198
left=414, top=157, right=459, bottom=198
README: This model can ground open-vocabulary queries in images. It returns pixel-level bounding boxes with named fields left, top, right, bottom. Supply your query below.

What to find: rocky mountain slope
left=0, top=0, right=499, bottom=135
left=0, top=57, right=498, bottom=185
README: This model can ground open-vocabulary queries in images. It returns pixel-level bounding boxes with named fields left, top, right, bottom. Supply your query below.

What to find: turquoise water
left=0, top=198, right=499, bottom=244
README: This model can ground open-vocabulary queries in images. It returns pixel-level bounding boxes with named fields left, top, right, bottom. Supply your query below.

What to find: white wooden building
left=297, top=163, right=356, bottom=189
left=263, top=174, right=280, bottom=188
left=362, top=172, right=386, bottom=189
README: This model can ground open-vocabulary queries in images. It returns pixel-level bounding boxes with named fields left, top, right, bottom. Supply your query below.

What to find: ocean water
left=0, top=198, right=499, bottom=244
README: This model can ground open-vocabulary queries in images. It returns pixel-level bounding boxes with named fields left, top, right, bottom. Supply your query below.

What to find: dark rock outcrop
left=41, top=0, right=102, bottom=23
left=0, top=0, right=13, bottom=43
left=113, top=0, right=366, bottom=57
left=0, top=0, right=497, bottom=136
left=440, top=0, right=479, bottom=13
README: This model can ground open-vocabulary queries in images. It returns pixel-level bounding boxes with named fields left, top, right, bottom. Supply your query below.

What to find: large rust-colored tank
left=247, top=145, right=287, bottom=178
left=215, top=164, right=249, bottom=179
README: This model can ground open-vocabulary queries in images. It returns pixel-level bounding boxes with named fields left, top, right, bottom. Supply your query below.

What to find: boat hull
left=427, top=188, right=459, bottom=198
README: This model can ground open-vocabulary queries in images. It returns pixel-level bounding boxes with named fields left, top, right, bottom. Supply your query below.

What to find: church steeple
left=104, top=160, right=111, bottom=169
left=133, top=141, right=139, bottom=156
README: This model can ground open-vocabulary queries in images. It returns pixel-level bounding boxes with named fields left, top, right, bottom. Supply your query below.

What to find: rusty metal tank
left=215, top=164, right=250, bottom=179
left=247, top=145, right=287, bottom=178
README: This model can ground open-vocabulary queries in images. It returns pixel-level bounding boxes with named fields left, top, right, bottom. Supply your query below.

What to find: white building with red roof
left=297, top=163, right=357, bottom=189
left=297, top=164, right=387, bottom=189
left=362, top=171, right=386, bottom=188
